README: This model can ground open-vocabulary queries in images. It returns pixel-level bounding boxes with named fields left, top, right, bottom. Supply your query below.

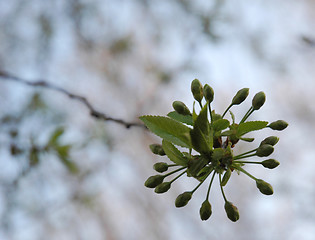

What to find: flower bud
left=172, top=101, right=191, bottom=115
left=268, top=120, right=288, bottom=131
left=262, top=159, right=280, bottom=169
left=224, top=201, right=239, bottom=222
left=175, top=191, right=192, bottom=208
left=191, top=79, right=203, bottom=103
left=231, top=88, right=249, bottom=105
left=153, top=162, right=169, bottom=173
left=203, top=84, right=214, bottom=103
left=154, top=182, right=171, bottom=194
left=256, top=144, right=274, bottom=157
left=144, top=175, right=165, bottom=188
left=221, top=169, right=231, bottom=187
left=260, top=136, right=279, bottom=146
left=252, top=91, right=266, bottom=110
left=256, top=179, right=273, bottom=195
left=199, top=200, right=212, bottom=221
left=149, top=144, right=165, bottom=156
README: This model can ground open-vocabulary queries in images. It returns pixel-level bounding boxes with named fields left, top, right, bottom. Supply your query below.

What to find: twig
left=0, top=70, right=146, bottom=129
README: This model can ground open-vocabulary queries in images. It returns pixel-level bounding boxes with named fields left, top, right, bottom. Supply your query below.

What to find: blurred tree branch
left=0, top=71, right=146, bottom=129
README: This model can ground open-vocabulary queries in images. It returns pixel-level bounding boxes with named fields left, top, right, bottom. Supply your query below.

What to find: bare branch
left=0, top=70, right=146, bottom=129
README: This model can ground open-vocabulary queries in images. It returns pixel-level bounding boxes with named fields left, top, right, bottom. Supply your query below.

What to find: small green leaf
left=140, top=116, right=192, bottom=148
left=194, top=104, right=209, bottom=135
left=187, top=156, right=209, bottom=178
left=240, top=137, right=255, bottom=142
left=212, top=119, right=230, bottom=132
left=190, top=127, right=212, bottom=154
left=167, top=111, right=193, bottom=126
left=162, top=140, right=188, bottom=166
left=237, top=121, right=268, bottom=137
left=60, top=157, right=79, bottom=174
left=229, top=111, right=236, bottom=124
left=29, top=146, right=40, bottom=166
left=49, top=127, right=64, bottom=146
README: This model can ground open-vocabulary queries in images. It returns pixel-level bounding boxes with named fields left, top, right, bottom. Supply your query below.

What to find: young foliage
left=140, top=79, right=288, bottom=222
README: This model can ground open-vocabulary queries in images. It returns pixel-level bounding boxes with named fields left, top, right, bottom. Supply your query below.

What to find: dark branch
left=0, top=70, right=146, bottom=129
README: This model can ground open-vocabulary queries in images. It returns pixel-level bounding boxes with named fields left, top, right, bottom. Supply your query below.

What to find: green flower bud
left=256, top=144, right=274, bottom=157
left=149, top=144, right=165, bottom=156
left=262, top=159, right=280, bottom=169
left=252, top=91, right=266, bottom=110
left=191, top=79, right=203, bottom=103
left=172, top=101, right=191, bottom=115
left=260, top=136, right=279, bottom=146
left=154, top=182, right=171, bottom=194
left=144, top=175, right=165, bottom=188
left=199, top=200, right=212, bottom=221
left=256, top=179, right=273, bottom=195
left=203, top=84, right=214, bottom=103
left=268, top=120, right=288, bottom=131
left=224, top=201, right=240, bottom=222
left=153, top=162, right=169, bottom=173
left=175, top=192, right=192, bottom=208
left=221, top=169, right=231, bottom=187
left=231, top=88, right=249, bottom=105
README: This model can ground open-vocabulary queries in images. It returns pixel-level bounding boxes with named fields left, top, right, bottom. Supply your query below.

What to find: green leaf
left=187, top=156, right=209, bottom=178
left=194, top=104, right=209, bottom=135
left=56, top=144, right=71, bottom=158
left=60, top=156, right=79, bottom=174
left=167, top=111, right=193, bottom=126
left=140, top=116, right=192, bottom=148
left=212, top=119, right=230, bottom=132
left=162, top=140, right=188, bottom=166
left=29, top=146, right=40, bottom=166
left=190, top=127, right=212, bottom=153
left=229, top=111, right=236, bottom=124
left=237, top=121, right=268, bottom=137
left=49, top=127, right=64, bottom=146
left=221, top=130, right=234, bottom=136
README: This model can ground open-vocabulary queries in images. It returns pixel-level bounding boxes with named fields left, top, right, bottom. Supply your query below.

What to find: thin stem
left=234, top=148, right=257, bottom=158
left=198, top=101, right=203, bottom=109
left=233, top=160, right=261, bottom=165
left=167, top=164, right=178, bottom=167
left=208, top=103, right=213, bottom=123
left=233, top=166, right=257, bottom=181
left=206, top=171, right=216, bottom=200
left=191, top=177, right=207, bottom=194
left=170, top=170, right=187, bottom=184
left=233, top=153, right=256, bottom=160
left=0, top=71, right=145, bottom=129
left=164, top=167, right=186, bottom=178
left=240, top=107, right=254, bottom=124
left=219, top=174, right=228, bottom=202
left=222, top=103, right=233, bottom=118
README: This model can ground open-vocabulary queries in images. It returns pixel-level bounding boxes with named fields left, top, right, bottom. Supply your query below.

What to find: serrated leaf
left=167, top=111, right=193, bottom=126
left=237, top=121, right=268, bottom=137
left=162, top=140, right=188, bottom=166
left=140, top=116, right=192, bottom=148
left=212, top=119, right=230, bottom=132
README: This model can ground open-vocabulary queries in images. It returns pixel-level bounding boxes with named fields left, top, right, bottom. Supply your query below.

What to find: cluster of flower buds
left=140, top=79, right=288, bottom=222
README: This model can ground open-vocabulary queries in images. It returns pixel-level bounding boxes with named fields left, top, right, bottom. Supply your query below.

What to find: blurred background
left=0, top=0, right=314, bottom=239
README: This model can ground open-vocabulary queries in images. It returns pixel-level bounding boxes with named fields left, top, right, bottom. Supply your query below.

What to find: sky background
left=0, top=1, right=315, bottom=240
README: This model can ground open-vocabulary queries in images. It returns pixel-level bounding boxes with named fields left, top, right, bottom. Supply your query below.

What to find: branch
left=0, top=70, right=146, bottom=129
